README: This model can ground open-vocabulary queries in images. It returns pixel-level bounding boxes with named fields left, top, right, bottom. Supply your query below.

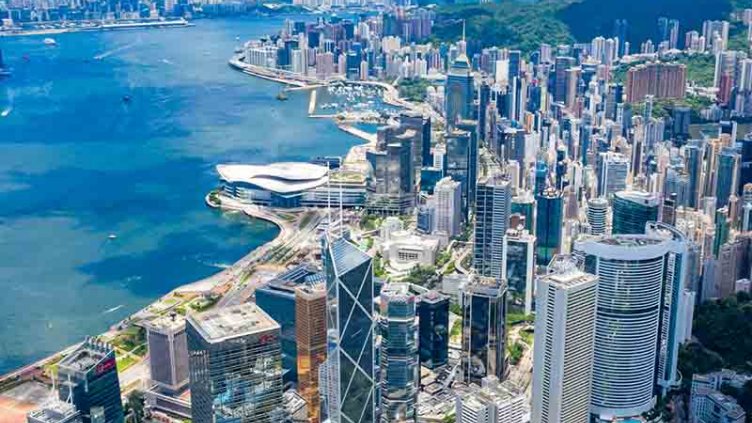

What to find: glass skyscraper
left=612, top=190, right=660, bottom=235
left=716, top=146, right=740, bottom=208
left=535, top=188, right=563, bottom=266
left=324, top=235, right=376, bottom=423
left=461, top=275, right=507, bottom=386
left=378, top=284, right=419, bottom=423
left=445, top=129, right=475, bottom=219
left=474, top=174, right=512, bottom=279
left=187, top=303, right=283, bottom=423
left=57, top=338, right=124, bottom=423
left=417, top=291, right=449, bottom=369
left=295, top=283, right=328, bottom=423
left=445, top=53, right=473, bottom=128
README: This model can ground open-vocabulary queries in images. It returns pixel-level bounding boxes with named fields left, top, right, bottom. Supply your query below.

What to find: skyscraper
left=56, top=338, right=123, bottom=423
left=455, top=377, right=526, bottom=423
left=587, top=197, right=608, bottom=235
left=187, top=303, right=283, bottom=423
left=417, top=291, right=449, bottom=369
left=378, top=284, right=419, bottom=423
left=531, top=256, right=598, bottom=423
left=461, top=275, right=507, bottom=385
left=324, top=236, right=376, bottom=423
left=576, top=235, right=672, bottom=419
left=143, top=314, right=189, bottom=394
left=474, top=174, right=512, bottom=279
left=612, top=190, right=660, bottom=235
left=295, top=283, right=328, bottom=423
left=445, top=53, right=474, bottom=128
left=400, top=111, right=433, bottom=167
left=502, top=228, right=536, bottom=315
left=444, top=129, right=475, bottom=218
left=597, top=152, right=629, bottom=198
left=433, top=177, right=463, bottom=237
left=27, top=400, right=82, bottom=423
left=716, top=146, right=740, bottom=208
left=536, top=188, right=564, bottom=265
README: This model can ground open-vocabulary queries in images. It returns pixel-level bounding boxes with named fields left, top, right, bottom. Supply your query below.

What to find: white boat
left=43, top=38, right=57, bottom=46
left=108, top=234, right=117, bottom=240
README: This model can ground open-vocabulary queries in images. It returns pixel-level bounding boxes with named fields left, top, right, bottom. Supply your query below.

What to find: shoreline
left=0, top=19, right=192, bottom=37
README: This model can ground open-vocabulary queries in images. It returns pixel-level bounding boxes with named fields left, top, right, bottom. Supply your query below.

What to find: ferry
left=43, top=38, right=57, bottom=46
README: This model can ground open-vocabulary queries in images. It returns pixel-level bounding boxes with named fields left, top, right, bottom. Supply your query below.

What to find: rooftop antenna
left=462, top=19, right=466, bottom=42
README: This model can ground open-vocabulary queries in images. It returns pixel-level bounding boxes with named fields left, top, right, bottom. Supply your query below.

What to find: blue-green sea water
left=0, top=17, right=360, bottom=373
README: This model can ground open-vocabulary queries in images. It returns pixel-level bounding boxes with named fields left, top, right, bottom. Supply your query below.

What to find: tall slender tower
left=531, top=256, right=598, bottom=423
left=461, top=275, right=508, bottom=385
left=296, top=283, right=328, bottom=423
left=474, top=174, right=512, bottom=279
left=323, top=235, right=376, bottom=423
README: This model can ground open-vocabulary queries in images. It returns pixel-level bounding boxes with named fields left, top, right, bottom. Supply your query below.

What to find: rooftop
left=144, top=313, right=186, bottom=334
left=217, top=162, right=328, bottom=194
left=58, top=338, right=113, bottom=374
left=188, top=303, right=279, bottom=343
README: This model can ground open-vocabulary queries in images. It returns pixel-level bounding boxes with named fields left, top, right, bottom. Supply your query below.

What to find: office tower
left=27, top=400, right=82, bottom=423
left=187, top=303, right=283, bottom=423
left=445, top=52, right=473, bottom=127
left=512, top=191, right=536, bottom=233
left=461, top=275, right=507, bottom=385
left=685, top=141, right=705, bottom=209
left=323, top=236, right=376, bottom=423
left=445, top=129, right=475, bottom=218
left=144, top=314, right=189, bottom=394
left=576, top=235, right=674, bottom=419
left=474, top=174, right=512, bottom=279
left=295, top=283, right=327, bottom=423
left=400, top=111, right=433, bottom=167
left=625, top=63, right=687, bottom=102
left=56, top=338, right=123, bottom=423
left=366, top=131, right=415, bottom=214
left=531, top=256, right=598, bottom=423
left=502, top=228, right=536, bottom=315
left=378, top=284, right=419, bottom=423
left=456, top=120, right=480, bottom=208
left=672, top=107, right=691, bottom=141
left=433, top=177, right=462, bottom=237
left=536, top=188, right=564, bottom=265
left=612, top=190, right=660, bottom=235
left=597, top=152, right=629, bottom=198
left=256, top=265, right=322, bottom=385
left=417, top=291, right=449, bottom=369
left=455, top=377, right=526, bottom=423
left=716, top=147, right=740, bottom=208
left=553, top=57, right=575, bottom=103
left=587, top=197, right=608, bottom=235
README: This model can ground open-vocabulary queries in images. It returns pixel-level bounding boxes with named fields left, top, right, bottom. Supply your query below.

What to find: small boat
left=276, top=90, right=288, bottom=101
left=108, top=234, right=117, bottom=240
left=43, top=38, right=57, bottom=46
left=122, top=95, right=131, bottom=103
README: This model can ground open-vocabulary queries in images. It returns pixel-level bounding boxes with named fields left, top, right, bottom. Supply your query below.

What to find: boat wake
left=94, top=40, right=141, bottom=61
left=1, top=106, right=11, bottom=117
left=103, top=304, right=124, bottom=314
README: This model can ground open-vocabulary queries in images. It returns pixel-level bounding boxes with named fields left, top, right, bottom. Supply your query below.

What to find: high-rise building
left=612, top=190, right=660, bottom=235
left=295, top=283, right=328, bottom=423
left=27, top=400, right=82, bottom=423
left=444, top=129, right=476, bottom=218
left=625, top=62, right=686, bottom=103
left=716, top=146, right=740, bottom=208
left=502, top=228, right=536, bottom=315
left=445, top=53, right=474, bottom=127
left=531, top=256, right=598, bottom=423
left=433, top=177, right=463, bottom=237
left=536, top=188, right=564, bottom=265
left=323, top=236, right=376, bottom=423
left=378, top=284, right=419, bottom=423
left=587, top=197, right=608, bottom=235
left=576, top=235, right=672, bottom=418
left=461, top=275, right=508, bottom=385
left=417, top=290, right=449, bottom=369
left=56, top=338, right=123, bottom=423
left=685, top=141, right=705, bottom=209
left=366, top=130, right=415, bottom=215
left=400, top=111, right=433, bottom=167
left=143, top=314, right=189, bottom=394
left=597, top=152, right=629, bottom=198
left=455, top=377, right=526, bottom=423
left=187, top=303, right=283, bottom=423
left=474, top=174, right=512, bottom=279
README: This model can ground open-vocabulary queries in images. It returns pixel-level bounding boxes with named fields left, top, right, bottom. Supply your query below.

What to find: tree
left=124, top=390, right=145, bottom=423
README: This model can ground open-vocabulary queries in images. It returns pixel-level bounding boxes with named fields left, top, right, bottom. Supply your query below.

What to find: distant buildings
left=531, top=256, right=598, bottom=423
left=187, top=303, right=283, bottom=423
left=461, top=275, right=507, bottom=385
left=625, top=62, right=686, bottom=103
left=56, top=338, right=123, bottom=423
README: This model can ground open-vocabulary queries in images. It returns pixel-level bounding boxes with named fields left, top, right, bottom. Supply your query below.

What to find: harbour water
left=0, top=16, right=361, bottom=373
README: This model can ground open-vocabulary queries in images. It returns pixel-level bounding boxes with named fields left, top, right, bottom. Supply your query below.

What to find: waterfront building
left=455, top=377, right=526, bottom=423
left=256, top=264, right=324, bottom=386
left=417, top=291, right=449, bottom=369
left=143, top=313, right=189, bottom=394
left=612, top=190, right=660, bottom=235
left=536, top=188, right=564, bottom=265
left=187, top=303, right=283, bottom=423
left=461, top=275, right=507, bottom=385
left=445, top=129, right=476, bottom=219
left=445, top=53, right=474, bottom=128
left=575, top=235, right=672, bottom=418
left=56, top=338, right=123, bottom=423
left=295, top=283, right=328, bottom=423
left=474, top=174, right=512, bottom=279
left=400, top=111, right=433, bottom=167
left=27, top=400, right=82, bottom=423
left=218, top=163, right=366, bottom=208
left=625, top=62, right=687, bottom=103
left=587, top=197, right=608, bottom=235
left=433, top=177, right=463, bottom=238
left=531, top=256, right=598, bottom=423
left=366, top=132, right=415, bottom=215
left=323, top=235, right=376, bottom=423
left=378, top=284, right=419, bottom=423
left=502, top=228, right=536, bottom=314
